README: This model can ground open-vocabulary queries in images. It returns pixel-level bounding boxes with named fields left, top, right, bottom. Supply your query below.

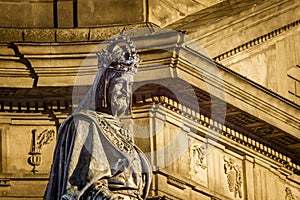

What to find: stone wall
left=136, top=104, right=300, bottom=200
left=0, top=0, right=145, bottom=28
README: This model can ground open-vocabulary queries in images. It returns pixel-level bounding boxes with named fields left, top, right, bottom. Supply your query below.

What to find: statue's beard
left=111, top=92, right=130, bottom=116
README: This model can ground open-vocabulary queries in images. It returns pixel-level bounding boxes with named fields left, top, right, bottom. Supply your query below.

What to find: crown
left=96, top=31, right=140, bottom=74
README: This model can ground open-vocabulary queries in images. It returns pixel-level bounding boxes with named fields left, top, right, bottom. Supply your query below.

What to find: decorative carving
left=0, top=178, right=10, bottom=187
left=28, top=129, right=55, bottom=173
left=96, top=113, right=134, bottom=154
left=192, top=144, right=207, bottom=171
left=285, top=187, right=295, bottom=200
left=167, top=176, right=186, bottom=190
left=56, top=29, right=89, bottom=42
left=23, top=29, right=55, bottom=42
left=224, top=157, right=243, bottom=198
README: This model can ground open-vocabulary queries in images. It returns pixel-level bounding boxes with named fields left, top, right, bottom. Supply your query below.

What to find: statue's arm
left=64, top=115, right=115, bottom=199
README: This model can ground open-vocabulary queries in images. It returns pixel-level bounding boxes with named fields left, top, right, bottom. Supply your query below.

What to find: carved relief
left=189, top=141, right=208, bottom=186
left=192, top=144, right=207, bottom=172
left=285, top=187, right=295, bottom=200
left=27, top=129, right=55, bottom=173
left=224, top=157, right=243, bottom=198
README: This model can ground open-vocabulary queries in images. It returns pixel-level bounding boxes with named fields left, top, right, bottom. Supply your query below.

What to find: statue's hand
left=93, top=180, right=115, bottom=200
left=94, top=187, right=112, bottom=200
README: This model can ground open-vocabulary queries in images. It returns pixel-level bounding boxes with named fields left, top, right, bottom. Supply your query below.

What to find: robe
left=44, top=110, right=152, bottom=200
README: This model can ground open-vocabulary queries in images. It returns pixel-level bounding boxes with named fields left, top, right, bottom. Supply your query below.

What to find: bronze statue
left=44, top=32, right=152, bottom=200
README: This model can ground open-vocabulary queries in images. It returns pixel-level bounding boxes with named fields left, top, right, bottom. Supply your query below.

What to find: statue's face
left=109, top=73, right=133, bottom=117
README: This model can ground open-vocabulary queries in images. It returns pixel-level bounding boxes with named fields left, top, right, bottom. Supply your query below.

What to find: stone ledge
left=0, top=23, right=154, bottom=43
left=213, top=19, right=300, bottom=62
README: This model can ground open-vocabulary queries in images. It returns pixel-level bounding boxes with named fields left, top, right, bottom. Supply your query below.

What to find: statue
left=44, top=32, right=152, bottom=200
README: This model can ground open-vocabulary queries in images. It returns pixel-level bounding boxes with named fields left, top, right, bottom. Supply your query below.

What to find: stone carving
left=192, top=144, right=207, bottom=171
left=224, top=157, right=243, bottom=198
left=27, top=129, right=55, bottom=173
left=23, top=29, right=55, bottom=42
left=285, top=187, right=295, bottom=200
left=167, top=176, right=186, bottom=190
left=56, top=29, right=89, bottom=42
left=189, top=142, right=208, bottom=186
left=44, top=31, right=152, bottom=200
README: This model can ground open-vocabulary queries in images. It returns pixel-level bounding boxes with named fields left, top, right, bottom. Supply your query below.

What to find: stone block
left=0, top=28, right=23, bottom=42
left=23, top=29, right=55, bottom=42
left=77, top=0, right=144, bottom=27
left=0, top=77, right=33, bottom=88
left=89, top=23, right=150, bottom=41
left=0, top=2, right=54, bottom=28
left=56, top=28, right=89, bottom=42
left=57, top=1, right=74, bottom=28
left=90, top=27, right=124, bottom=41
left=149, top=0, right=219, bottom=27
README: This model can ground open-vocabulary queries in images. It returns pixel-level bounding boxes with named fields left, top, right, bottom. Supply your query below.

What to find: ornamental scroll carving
left=224, top=157, right=243, bottom=198
left=27, top=129, right=55, bottom=173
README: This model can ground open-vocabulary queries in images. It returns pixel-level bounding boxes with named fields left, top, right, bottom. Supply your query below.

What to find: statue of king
left=44, top=32, right=152, bottom=200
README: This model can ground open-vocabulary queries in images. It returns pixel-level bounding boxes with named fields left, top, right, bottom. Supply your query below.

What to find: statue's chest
left=96, top=114, right=135, bottom=154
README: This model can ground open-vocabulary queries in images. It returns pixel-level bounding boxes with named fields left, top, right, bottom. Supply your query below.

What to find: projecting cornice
left=213, top=19, right=300, bottom=62
left=166, top=0, right=300, bottom=58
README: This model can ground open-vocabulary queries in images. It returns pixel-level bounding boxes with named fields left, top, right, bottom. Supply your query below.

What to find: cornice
left=213, top=19, right=300, bottom=62
left=176, top=46, right=300, bottom=137
left=132, top=97, right=300, bottom=175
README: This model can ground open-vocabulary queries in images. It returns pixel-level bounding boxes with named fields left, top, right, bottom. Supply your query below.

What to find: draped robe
left=44, top=110, right=152, bottom=200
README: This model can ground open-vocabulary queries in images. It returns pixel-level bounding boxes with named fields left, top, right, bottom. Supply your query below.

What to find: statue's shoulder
left=60, top=110, right=99, bottom=128
left=65, top=110, right=115, bottom=126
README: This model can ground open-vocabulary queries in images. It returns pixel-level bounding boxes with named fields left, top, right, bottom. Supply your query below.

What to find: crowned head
left=96, top=31, right=140, bottom=74
left=93, top=31, right=139, bottom=117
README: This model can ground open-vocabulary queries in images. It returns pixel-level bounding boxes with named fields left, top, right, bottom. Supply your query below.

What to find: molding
left=0, top=22, right=155, bottom=43
left=8, top=43, right=38, bottom=87
left=154, top=170, right=237, bottom=200
left=167, top=175, right=186, bottom=190
left=147, top=196, right=173, bottom=200
left=0, top=178, right=10, bottom=187
left=134, top=96, right=300, bottom=174
left=213, top=19, right=300, bottom=62
left=177, top=47, right=300, bottom=137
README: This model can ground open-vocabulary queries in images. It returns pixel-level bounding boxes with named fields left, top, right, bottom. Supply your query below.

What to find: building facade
left=0, top=0, right=299, bottom=199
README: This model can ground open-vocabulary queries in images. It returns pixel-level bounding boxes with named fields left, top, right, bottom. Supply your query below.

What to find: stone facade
left=0, top=0, right=299, bottom=199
